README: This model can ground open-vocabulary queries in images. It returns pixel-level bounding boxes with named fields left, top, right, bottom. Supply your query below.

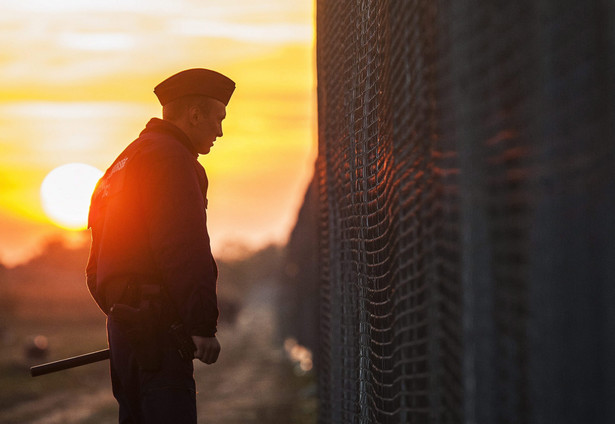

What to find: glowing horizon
left=0, top=1, right=316, bottom=266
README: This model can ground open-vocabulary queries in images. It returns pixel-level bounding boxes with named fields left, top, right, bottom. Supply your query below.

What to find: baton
left=30, top=348, right=110, bottom=377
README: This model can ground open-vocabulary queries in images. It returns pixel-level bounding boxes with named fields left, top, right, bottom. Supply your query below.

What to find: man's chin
left=199, top=145, right=213, bottom=155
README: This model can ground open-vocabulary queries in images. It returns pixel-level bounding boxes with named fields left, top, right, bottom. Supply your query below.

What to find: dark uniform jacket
left=86, top=118, right=218, bottom=337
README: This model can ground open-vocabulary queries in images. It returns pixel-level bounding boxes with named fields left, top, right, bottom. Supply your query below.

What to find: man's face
left=192, top=99, right=227, bottom=155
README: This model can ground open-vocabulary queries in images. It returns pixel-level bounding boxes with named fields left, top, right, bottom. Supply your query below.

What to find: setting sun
left=40, top=163, right=103, bottom=230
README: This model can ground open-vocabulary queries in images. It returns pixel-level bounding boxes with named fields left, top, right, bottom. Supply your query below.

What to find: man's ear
left=188, top=105, right=201, bottom=126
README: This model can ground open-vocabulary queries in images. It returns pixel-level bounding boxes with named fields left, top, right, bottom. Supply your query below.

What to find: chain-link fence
left=284, top=0, right=615, bottom=423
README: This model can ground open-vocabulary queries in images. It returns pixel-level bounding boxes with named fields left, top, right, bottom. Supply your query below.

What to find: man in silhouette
left=86, top=68, right=235, bottom=423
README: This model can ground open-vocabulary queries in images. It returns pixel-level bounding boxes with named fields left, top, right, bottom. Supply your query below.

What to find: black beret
left=154, top=68, right=235, bottom=106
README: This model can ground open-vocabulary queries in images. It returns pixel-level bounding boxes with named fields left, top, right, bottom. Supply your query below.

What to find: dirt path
left=195, top=283, right=315, bottom=423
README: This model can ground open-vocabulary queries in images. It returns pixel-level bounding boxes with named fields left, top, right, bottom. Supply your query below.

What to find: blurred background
left=0, top=1, right=318, bottom=422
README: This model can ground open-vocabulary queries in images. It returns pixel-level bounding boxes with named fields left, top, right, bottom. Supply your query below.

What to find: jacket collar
left=140, top=118, right=198, bottom=158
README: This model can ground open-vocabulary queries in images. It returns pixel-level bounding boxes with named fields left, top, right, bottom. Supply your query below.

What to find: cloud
left=1, top=0, right=175, bottom=14
left=57, top=32, right=136, bottom=51
left=0, top=0, right=314, bottom=87
left=169, top=20, right=312, bottom=44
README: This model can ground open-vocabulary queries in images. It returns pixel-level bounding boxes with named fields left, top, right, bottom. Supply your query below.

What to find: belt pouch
left=109, top=302, right=162, bottom=371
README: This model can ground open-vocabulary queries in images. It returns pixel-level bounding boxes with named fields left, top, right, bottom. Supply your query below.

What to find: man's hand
left=191, top=336, right=220, bottom=364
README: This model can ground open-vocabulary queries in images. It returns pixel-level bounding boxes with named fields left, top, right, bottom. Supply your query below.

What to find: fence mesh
left=281, top=0, right=615, bottom=423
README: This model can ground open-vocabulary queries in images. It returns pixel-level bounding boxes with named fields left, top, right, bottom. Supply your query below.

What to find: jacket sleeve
left=137, top=141, right=218, bottom=337
left=85, top=179, right=109, bottom=314
left=85, top=228, right=108, bottom=314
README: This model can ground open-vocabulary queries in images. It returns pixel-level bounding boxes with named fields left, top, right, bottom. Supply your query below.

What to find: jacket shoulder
left=137, top=132, right=195, bottom=161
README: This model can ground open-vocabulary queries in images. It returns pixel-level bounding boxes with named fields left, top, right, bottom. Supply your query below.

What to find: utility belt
left=105, top=276, right=196, bottom=371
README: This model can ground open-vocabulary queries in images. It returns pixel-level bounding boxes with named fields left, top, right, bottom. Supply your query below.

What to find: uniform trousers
left=107, top=317, right=197, bottom=424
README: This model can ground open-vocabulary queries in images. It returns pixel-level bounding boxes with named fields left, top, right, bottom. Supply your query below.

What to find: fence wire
left=302, top=0, right=615, bottom=423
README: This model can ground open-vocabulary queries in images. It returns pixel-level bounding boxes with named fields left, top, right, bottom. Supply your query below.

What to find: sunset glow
left=0, top=1, right=316, bottom=265
left=40, top=163, right=103, bottom=230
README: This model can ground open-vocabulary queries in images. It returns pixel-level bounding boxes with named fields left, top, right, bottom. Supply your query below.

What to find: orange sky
left=0, top=0, right=317, bottom=266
